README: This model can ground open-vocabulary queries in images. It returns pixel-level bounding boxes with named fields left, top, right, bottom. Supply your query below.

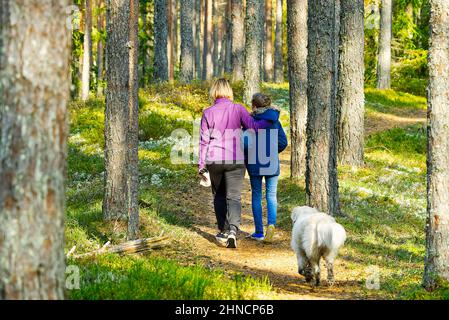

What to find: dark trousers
left=206, top=163, right=246, bottom=233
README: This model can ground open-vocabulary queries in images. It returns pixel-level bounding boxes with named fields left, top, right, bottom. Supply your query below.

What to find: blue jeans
left=249, top=175, right=279, bottom=234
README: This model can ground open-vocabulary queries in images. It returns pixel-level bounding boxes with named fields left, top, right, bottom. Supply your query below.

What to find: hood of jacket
left=252, top=105, right=281, bottom=122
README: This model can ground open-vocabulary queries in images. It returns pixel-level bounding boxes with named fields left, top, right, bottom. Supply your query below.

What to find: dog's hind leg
left=324, top=252, right=337, bottom=286
left=297, top=250, right=308, bottom=276
left=309, top=258, right=321, bottom=286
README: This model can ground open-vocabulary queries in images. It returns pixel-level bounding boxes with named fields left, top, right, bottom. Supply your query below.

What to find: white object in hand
left=200, top=172, right=211, bottom=187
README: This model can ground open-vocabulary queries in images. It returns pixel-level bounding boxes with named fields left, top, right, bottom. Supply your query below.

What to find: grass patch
left=68, top=254, right=272, bottom=300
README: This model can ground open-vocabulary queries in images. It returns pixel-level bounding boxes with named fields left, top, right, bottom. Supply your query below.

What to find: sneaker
left=264, top=225, right=275, bottom=243
left=226, top=231, right=237, bottom=248
left=251, top=232, right=265, bottom=241
left=215, top=232, right=228, bottom=246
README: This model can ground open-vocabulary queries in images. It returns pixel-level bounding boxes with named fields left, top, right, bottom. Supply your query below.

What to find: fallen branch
left=72, top=235, right=170, bottom=259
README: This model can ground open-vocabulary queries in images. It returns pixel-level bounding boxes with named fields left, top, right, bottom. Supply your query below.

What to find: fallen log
left=71, top=235, right=169, bottom=259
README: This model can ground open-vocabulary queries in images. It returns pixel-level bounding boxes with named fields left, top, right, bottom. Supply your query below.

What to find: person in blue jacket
left=242, top=93, right=288, bottom=242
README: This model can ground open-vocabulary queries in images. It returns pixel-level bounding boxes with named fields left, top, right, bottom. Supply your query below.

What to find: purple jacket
left=199, top=97, right=271, bottom=171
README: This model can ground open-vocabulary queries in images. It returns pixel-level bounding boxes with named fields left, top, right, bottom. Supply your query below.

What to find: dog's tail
left=318, top=222, right=346, bottom=250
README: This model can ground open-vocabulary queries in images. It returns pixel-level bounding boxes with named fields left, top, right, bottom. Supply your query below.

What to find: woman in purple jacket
left=199, top=79, right=272, bottom=249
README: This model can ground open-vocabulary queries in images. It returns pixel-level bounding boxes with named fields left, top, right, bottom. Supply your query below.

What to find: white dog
left=290, top=206, right=346, bottom=286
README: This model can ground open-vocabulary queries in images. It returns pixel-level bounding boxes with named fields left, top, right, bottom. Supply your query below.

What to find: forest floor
left=148, top=92, right=425, bottom=300
left=66, top=83, right=449, bottom=300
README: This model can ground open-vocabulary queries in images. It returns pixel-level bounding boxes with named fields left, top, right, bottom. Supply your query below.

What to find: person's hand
left=198, top=168, right=208, bottom=182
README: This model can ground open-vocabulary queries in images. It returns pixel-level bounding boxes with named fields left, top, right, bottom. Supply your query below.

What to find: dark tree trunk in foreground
left=264, top=0, right=273, bottom=82
left=244, top=0, right=264, bottom=104
left=97, top=0, right=105, bottom=96
left=154, top=0, right=169, bottom=81
left=0, top=0, right=70, bottom=299
left=180, top=0, right=194, bottom=83
left=104, top=0, right=140, bottom=241
left=231, top=0, right=244, bottom=81
left=82, top=0, right=92, bottom=101
left=423, top=0, right=449, bottom=291
left=337, top=0, right=365, bottom=166
left=274, top=0, right=284, bottom=83
left=203, top=0, right=213, bottom=80
left=306, top=0, right=340, bottom=216
left=376, top=0, right=392, bottom=89
left=287, top=0, right=308, bottom=179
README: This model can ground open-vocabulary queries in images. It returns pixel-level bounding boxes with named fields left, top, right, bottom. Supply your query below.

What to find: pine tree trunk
left=337, top=0, right=365, bottom=166
left=244, top=0, right=264, bottom=104
left=203, top=0, right=214, bottom=80
left=213, top=0, right=219, bottom=77
left=423, top=0, right=449, bottom=291
left=0, top=0, right=70, bottom=299
left=126, top=0, right=140, bottom=240
left=154, top=0, right=169, bottom=81
left=180, top=0, right=194, bottom=83
left=264, top=0, right=274, bottom=82
left=376, top=0, right=392, bottom=89
left=306, top=0, right=341, bottom=216
left=173, top=0, right=179, bottom=75
left=82, top=0, right=93, bottom=101
left=194, top=0, right=202, bottom=78
left=287, top=0, right=307, bottom=179
left=224, top=0, right=233, bottom=74
left=231, top=0, right=244, bottom=81
left=104, top=0, right=140, bottom=238
left=97, top=0, right=105, bottom=96
left=274, top=0, right=284, bottom=83
left=218, top=15, right=225, bottom=76
left=167, top=0, right=175, bottom=81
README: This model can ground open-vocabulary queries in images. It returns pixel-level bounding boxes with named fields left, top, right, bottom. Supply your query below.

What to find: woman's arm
left=198, top=114, right=210, bottom=171
left=277, top=122, right=288, bottom=153
left=238, top=105, right=272, bottom=130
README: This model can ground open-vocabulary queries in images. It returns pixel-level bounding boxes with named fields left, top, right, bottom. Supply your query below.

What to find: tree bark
left=0, top=0, right=70, bottom=299
left=337, top=0, right=365, bottom=166
left=104, top=0, right=140, bottom=241
left=231, top=0, right=244, bottom=81
left=218, top=14, right=225, bottom=76
left=213, top=0, right=219, bottom=77
left=82, top=0, right=93, bottom=101
left=194, top=0, right=202, bottom=78
left=376, top=0, right=392, bottom=89
left=180, top=0, right=194, bottom=83
left=287, top=0, right=307, bottom=179
left=97, top=0, right=105, bottom=96
left=264, top=0, right=274, bottom=82
left=306, top=0, right=341, bottom=216
left=202, top=0, right=213, bottom=80
left=126, top=0, right=140, bottom=241
left=154, top=0, right=169, bottom=81
left=274, top=0, right=284, bottom=83
left=224, top=0, right=233, bottom=74
left=244, top=0, right=264, bottom=104
left=167, top=0, right=175, bottom=81
left=423, top=0, right=449, bottom=291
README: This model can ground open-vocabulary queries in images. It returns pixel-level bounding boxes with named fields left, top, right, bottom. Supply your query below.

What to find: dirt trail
left=167, top=109, right=425, bottom=300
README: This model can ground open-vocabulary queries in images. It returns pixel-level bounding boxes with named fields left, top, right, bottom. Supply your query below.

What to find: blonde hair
left=209, top=78, right=234, bottom=102
left=251, top=93, right=271, bottom=108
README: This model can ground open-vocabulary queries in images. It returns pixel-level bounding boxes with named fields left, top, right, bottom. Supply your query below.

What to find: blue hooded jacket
left=242, top=106, right=288, bottom=176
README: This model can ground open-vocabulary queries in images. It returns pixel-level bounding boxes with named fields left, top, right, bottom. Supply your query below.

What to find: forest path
left=158, top=107, right=425, bottom=300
